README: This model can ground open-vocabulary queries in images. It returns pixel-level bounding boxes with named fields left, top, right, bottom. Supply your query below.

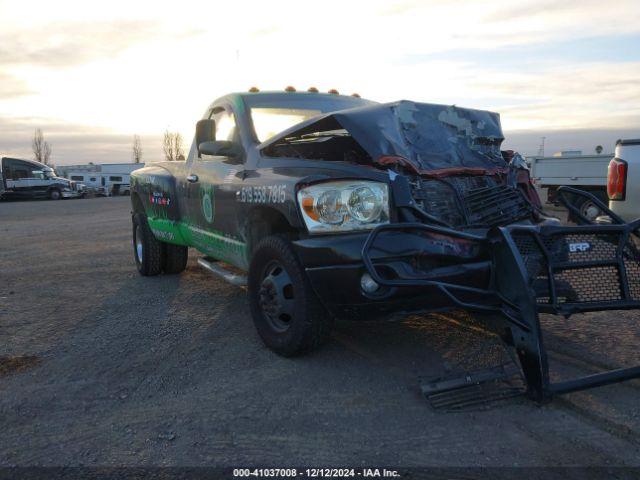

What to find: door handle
left=187, top=174, right=199, bottom=183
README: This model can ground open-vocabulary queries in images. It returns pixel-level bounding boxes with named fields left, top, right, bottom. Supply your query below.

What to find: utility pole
left=537, top=136, right=546, bottom=157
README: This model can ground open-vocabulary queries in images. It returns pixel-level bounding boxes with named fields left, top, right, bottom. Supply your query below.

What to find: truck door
left=3, top=158, right=35, bottom=199
left=184, top=106, right=247, bottom=267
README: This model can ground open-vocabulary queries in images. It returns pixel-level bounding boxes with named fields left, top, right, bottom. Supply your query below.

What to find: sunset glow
left=1, top=0, right=639, bottom=164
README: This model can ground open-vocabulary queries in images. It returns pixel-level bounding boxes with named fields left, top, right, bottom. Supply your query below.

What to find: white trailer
left=64, top=163, right=144, bottom=196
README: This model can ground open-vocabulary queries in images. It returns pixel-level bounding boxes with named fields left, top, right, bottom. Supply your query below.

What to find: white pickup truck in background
left=608, top=139, right=640, bottom=222
left=529, top=151, right=611, bottom=221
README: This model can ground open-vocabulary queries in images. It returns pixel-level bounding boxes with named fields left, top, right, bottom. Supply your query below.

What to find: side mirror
left=198, top=140, right=241, bottom=158
left=195, top=119, right=216, bottom=157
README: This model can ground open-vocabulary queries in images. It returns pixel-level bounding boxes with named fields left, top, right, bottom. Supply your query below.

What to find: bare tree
left=163, top=130, right=174, bottom=161
left=595, top=145, right=603, bottom=154
left=32, top=128, right=52, bottom=165
left=132, top=135, right=143, bottom=163
left=174, top=133, right=184, bottom=160
left=162, top=130, right=184, bottom=161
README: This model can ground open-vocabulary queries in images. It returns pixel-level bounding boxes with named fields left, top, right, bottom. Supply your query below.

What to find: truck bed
left=530, top=155, right=609, bottom=187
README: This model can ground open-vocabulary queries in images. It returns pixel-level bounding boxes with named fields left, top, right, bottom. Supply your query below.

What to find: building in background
left=57, top=163, right=143, bottom=195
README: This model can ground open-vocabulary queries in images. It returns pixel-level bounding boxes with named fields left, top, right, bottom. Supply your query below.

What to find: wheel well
left=131, top=192, right=145, bottom=214
left=246, top=207, right=297, bottom=255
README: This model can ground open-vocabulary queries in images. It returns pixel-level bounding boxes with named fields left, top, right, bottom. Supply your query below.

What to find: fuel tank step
left=197, top=257, right=247, bottom=286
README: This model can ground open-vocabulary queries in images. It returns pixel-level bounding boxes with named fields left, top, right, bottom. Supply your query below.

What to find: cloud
left=0, top=116, right=164, bottom=165
left=472, top=62, right=640, bottom=129
left=0, top=73, right=32, bottom=99
left=502, top=127, right=640, bottom=157
left=0, top=20, right=165, bottom=68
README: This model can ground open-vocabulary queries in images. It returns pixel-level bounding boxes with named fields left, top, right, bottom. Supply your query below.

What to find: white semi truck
left=0, top=157, right=83, bottom=200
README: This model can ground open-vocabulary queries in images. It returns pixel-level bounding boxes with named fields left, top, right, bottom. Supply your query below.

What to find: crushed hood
left=261, top=100, right=508, bottom=174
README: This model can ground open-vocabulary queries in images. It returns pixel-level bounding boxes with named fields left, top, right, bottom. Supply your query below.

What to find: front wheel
left=569, top=191, right=607, bottom=223
left=248, top=235, right=332, bottom=356
left=132, top=213, right=163, bottom=276
left=49, top=189, right=61, bottom=200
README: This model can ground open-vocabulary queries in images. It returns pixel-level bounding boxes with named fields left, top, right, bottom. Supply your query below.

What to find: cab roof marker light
left=307, top=87, right=319, bottom=93
left=328, top=89, right=339, bottom=94
left=248, top=86, right=260, bottom=92
left=285, top=86, right=296, bottom=92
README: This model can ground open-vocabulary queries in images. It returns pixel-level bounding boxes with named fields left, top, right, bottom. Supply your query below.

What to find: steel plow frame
left=361, top=189, right=640, bottom=402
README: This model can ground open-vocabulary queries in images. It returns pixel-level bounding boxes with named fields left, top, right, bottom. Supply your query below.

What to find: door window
left=6, top=159, right=33, bottom=180
left=213, top=108, right=237, bottom=142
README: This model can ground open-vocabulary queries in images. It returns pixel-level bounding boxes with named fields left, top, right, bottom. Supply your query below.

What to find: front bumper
left=293, top=229, right=492, bottom=320
left=61, top=190, right=81, bottom=198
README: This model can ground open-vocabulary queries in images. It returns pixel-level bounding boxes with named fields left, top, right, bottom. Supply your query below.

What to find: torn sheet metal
left=261, top=100, right=507, bottom=175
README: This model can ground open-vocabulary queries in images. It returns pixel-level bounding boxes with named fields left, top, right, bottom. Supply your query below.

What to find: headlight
left=297, top=180, right=389, bottom=233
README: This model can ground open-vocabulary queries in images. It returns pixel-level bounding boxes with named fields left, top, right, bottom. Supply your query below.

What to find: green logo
left=202, top=191, right=214, bottom=223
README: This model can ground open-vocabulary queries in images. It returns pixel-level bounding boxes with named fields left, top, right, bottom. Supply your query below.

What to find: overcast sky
left=1, top=0, right=639, bottom=165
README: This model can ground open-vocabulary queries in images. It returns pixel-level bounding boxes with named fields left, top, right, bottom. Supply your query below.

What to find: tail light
left=607, top=158, right=628, bottom=201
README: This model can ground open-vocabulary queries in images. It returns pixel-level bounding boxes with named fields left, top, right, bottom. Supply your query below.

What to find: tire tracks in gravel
left=331, top=311, right=640, bottom=451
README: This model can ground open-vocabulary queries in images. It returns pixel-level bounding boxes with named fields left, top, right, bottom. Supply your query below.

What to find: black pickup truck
left=130, top=89, right=640, bottom=402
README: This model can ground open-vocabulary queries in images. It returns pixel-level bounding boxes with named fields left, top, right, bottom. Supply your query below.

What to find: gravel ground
left=1, top=197, right=640, bottom=468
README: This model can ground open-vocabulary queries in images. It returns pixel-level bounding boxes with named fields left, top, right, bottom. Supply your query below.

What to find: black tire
left=163, top=244, right=188, bottom=274
left=569, top=192, right=606, bottom=223
left=49, top=189, right=61, bottom=200
left=132, top=213, right=163, bottom=276
left=248, top=235, right=332, bottom=356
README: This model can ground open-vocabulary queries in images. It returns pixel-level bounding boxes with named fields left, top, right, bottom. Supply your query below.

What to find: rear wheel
left=248, top=235, right=332, bottom=356
left=132, top=213, right=163, bottom=276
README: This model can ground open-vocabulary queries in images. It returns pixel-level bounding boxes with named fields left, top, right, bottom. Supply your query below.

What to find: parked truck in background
left=0, top=157, right=83, bottom=200
left=607, top=139, right=640, bottom=222
left=529, top=152, right=611, bottom=221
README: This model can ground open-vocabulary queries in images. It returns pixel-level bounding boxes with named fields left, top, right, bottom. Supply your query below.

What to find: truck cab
left=0, top=157, right=82, bottom=200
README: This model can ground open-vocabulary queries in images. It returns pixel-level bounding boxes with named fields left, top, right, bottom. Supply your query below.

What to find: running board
left=197, top=257, right=247, bottom=286
left=421, top=364, right=525, bottom=411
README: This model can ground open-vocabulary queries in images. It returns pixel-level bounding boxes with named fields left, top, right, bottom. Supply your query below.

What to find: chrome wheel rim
left=580, top=201, right=601, bottom=222
left=135, top=225, right=143, bottom=262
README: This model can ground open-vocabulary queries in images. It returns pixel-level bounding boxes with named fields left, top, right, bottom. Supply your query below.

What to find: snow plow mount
left=361, top=199, right=640, bottom=402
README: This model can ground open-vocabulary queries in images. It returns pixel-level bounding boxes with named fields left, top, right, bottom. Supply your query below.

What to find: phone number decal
left=237, top=185, right=287, bottom=204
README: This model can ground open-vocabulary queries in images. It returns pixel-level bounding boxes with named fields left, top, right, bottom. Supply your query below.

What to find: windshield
left=251, top=108, right=322, bottom=142
left=243, top=93, right=375, bottom=143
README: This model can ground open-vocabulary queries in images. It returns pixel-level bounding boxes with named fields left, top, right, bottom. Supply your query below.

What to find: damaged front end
left=362, top=186, right=640, bottom=402
left=267, top=101, right=640, bottom=402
